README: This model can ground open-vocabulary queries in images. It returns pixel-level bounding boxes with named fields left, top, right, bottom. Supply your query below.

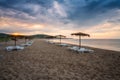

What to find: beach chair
left=68, top=46, right=94, bottom=53
left=77, top=48, right=94, bottom=53
left=68, top=46, right=79, bottom=51
left=21, top=43, right=32, bottom=46
left=6, top=46, right=24, bottom=51
left=27, top=42, right=33, bottom=45
left=48, top=41, right=55, bottom=44
left=21, top=41, right=33, bottom=47
left=58, top=43, right=69, bottom=47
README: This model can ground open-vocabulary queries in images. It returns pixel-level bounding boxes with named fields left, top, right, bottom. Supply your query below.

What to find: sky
left=0, top=0, right=120, bottom=39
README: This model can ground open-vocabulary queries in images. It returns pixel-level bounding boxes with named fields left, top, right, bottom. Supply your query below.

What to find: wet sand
left=0, top=39, right=120, bottom=80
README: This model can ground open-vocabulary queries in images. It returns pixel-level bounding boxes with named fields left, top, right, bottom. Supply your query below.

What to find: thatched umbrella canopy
left=23, top=36, right=29, bottom=43
left=11, top=35, right=18, bottom=46
left=45, top=36, right=55, bottom=39
left=11, top=33, right=22, bottom=46
left=56, top=35, right=66, bottom=44
left=71, top=32, right=90, bottom=49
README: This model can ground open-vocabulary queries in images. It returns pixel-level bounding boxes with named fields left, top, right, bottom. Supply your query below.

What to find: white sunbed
left=49, top=41, right=55, bottom=44
left=68, top=46, right=79, bottom=51
left=20, top=43, right=31, bottom=46
left=45, top=40, right=49, bottom=42
left=6, top=46, right=24, bottom=51
left=27, top=43, right=32, bottom=46
left=68, top=46, right=94, bottom=53
left=27, top=41, right=34, bottom=44
left=58, top=43, right=69, bottom=47
left=77, top=48, right=94, bottom=53
left=21, top=41, right=33, bottom=47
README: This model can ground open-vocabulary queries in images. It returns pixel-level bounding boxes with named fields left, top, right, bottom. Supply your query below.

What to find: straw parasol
left=56, top=35, right=66, bottom=44
left=24, top=36, right=29, bottom=43
left=11, top=33, right=20, bottom=46
left=71, top=32, right=90, bottom=49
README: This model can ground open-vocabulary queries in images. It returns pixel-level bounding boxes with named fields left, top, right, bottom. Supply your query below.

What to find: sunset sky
left=0, top=0, right=120, bottom=39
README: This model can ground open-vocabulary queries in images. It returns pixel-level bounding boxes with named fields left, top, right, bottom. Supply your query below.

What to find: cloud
left=63, top=0, right=120, bottom=26
left=52, top=1, right=67, bottom=17
left=0, top=7, right=35, bottom=21
left=0, top=17, right=45, bottom=34
left=0, top=0, right=120, bottom=26
left=0, top=0, right=120, bottom=38
left=82, top=21, right=120, bottom=39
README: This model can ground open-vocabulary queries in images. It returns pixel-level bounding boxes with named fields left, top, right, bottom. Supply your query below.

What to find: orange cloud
left=0, top=17, right=45, bottom=35
left=82, top=22, right=120, bottom=39
left=0, top=17, right=44, bottom=28
left=0, top=17, right=120, bottom=39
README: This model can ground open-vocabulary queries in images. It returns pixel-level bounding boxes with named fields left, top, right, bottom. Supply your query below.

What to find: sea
left=49, top=39, right=120, bottom=52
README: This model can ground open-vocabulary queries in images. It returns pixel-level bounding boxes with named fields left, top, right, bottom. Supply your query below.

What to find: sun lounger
left=45, top=40, right=49, bottom=42
left=58, top=43, right=69, bottom=47
left=21, top=41, right=33, bottom=47
left=49, top=41, right=55, bottom=44
left=6, top=46, right=24, bottom=51
left=68, top=46, right=79, bottom=51
left=21, top=43, right=31, bottom=46
left=77, top=48, right=94, bottom=53
left=68, top=46, right=94, bottom=53
left=27, top=41, right=33, bottom=44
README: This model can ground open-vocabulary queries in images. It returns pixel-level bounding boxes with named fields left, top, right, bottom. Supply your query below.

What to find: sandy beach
left=0, top=39, right=120, bottom=80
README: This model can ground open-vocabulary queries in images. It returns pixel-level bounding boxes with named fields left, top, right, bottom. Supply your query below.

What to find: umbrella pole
left=79, top=36, right=81, bottom=49
left=25, top=38, right=27, bottom=43
left=60, top=37, right=61, bottom=44
left=15, top=37, right=16, bottom=46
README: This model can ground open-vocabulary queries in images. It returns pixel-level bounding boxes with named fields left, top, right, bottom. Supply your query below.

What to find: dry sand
left=0, top=39, right=120, bottom=80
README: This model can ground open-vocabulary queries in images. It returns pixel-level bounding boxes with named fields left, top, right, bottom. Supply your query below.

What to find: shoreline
left=47, top=40, right=120, bottom=53
left=0, top=39, right=120, bottom=80
left=47, top=39, right=120, bottom=52
left=1, top=38, right=120, bottom=52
